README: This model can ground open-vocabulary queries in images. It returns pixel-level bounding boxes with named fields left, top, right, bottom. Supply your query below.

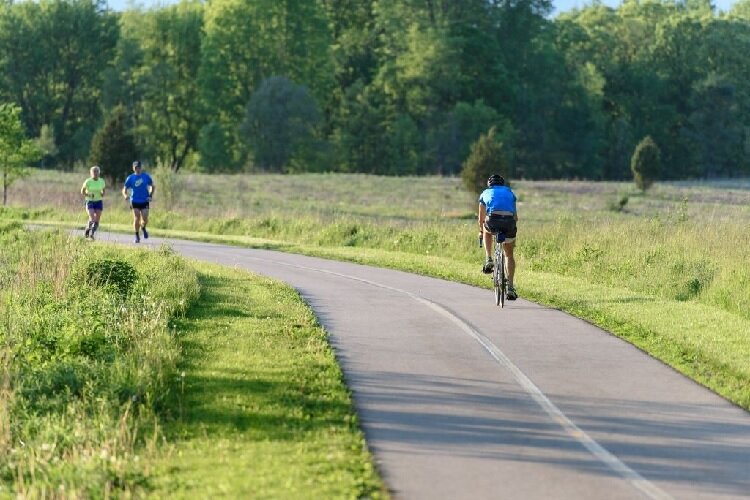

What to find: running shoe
left=142, top=227, right=149, bottom=239
left=134, top=235, right=141, bottom=244
left=84, top=228, right=90, bottom=238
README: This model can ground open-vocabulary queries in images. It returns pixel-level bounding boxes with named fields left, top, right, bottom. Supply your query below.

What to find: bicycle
left=493, top=231, right=507, bottom=307
left=480, top=230, right=508, bottom=307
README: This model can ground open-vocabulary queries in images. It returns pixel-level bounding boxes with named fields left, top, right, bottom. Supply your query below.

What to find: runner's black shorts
left=483, top=214, right=517, bottom=240
left=130, top=201, right=150, bottom=210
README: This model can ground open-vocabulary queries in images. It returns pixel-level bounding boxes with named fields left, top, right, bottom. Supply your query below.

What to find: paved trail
left=101, top=232, right=750, bottom=499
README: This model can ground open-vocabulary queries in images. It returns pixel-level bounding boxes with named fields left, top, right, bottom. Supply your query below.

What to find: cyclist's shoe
left=134, top=234, right=141, bottom=244
left=507, top=285, right=518, bottom=301
left=482, top=258, right=494, bottom=274
left=142, top=227, right=149, bottom=239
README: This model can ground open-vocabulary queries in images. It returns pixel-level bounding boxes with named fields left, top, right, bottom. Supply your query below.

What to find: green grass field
left=0, top=224, right=383, bottom=497
left=2, top=169, right=749, bottom=493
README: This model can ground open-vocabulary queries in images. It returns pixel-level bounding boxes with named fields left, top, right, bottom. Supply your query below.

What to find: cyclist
left=80, top=165, right=106, bottom=239
left=122, top=160, right=155, bottom=243
left=478, top=174, right=518, bottom=300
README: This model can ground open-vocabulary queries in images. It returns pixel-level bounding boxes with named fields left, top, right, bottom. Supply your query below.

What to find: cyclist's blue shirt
left=124, top=172, right=153, bottom=203
left=479, top=185, right=516, bottom=214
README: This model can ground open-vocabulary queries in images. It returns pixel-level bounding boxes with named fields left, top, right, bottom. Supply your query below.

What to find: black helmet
left=487, top=174, right=505, bottom=187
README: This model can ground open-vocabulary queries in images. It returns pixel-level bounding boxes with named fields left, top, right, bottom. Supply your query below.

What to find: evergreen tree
left=461, top=127, right=510, bottom=195
left=631, top=136, right=661, bottom=191
left=88, top=106, right=138, bottom=184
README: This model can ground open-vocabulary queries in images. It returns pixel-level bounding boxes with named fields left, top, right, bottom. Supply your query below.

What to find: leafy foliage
left=0, top=103, right=42, bottom=205
left=1, top=0, right=750, bottom=178
left=241, top=76, right=322, bottom=172
left=71, top=258, right=139, bottom=297
left=0, top=0, right=117, bottom=167
left=631, top=136, right=661, bottom=191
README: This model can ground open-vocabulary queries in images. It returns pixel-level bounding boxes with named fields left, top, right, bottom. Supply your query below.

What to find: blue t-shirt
left=124, top=173, right=153, bottom=203
left=479, top=185, right=516, bottom=214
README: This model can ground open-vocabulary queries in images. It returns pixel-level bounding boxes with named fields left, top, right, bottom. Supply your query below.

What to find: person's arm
left=148, top=178, right=155, bottom=199
left=101, top=180, right=106, bottom=198
left=122, top=184, right=129, bottom=199
left=478, top=202, right=487, bottom=235
left=81, top=181, right=88, bottom=197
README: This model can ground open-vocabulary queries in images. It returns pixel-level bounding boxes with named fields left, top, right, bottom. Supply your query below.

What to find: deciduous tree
left=0, top=104, right=42, bottom=205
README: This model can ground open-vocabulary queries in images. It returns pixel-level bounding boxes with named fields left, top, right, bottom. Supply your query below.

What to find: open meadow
left=2, top=169, right=750, bottom=494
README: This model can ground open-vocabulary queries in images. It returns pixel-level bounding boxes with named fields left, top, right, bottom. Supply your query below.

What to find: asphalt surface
left=96, top=231, right=750, bottom=499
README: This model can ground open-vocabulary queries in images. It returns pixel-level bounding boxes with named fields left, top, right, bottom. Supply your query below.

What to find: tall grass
left=7, top=172, right=750, bottom=319
left=0, top=226, right=199, bottom=496
left=6, top=171, right=750, bottom=408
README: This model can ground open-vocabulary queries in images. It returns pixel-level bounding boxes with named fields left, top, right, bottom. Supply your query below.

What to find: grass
left=147, top=265, right=383, bottom=498
left=0, top=225, right=384, bottom=497
left=0, top=225, right=199, bottom=497
left=4, top=171, right=750, bottom=409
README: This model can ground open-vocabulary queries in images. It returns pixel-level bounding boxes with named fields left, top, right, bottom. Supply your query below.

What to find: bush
left=460, top=127, right=510, bottom=195
left=631, top=136, right=661, bottom=191
left=73, top=258, right=138, bottom=297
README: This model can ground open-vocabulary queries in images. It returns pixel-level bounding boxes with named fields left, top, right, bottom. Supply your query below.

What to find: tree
left=128, top=2, right=204, bottom=171
left=461, top=127, right=510, bottom=195
left=88, top=106, right=138, bottom=185
left=197, top=121, right=233, bottom=172
left=199, top=0, right=334, bottom=170
left=240, top=76, right=321, bottom=172
left=35, top=124, right=58, bottom=169
left=631, top=135, right=661, bottom=191
left=684, top=74, right=743, bottom=177
left=0, top=0, right=118, bottom=166
left=0, top=103, right=42, bottom=205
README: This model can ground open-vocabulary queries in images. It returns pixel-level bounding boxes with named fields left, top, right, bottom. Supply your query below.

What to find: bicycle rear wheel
left=494, top=245, right=505, bottom=307
left=494, top=267, right=501, bottom=306
left=498, top=250, right=505, bottom=307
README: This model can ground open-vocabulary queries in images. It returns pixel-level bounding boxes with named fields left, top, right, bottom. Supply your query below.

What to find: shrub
left=461, top=127, right=510, bottom=195
left=631, top=136, right=661, bottom=191
left=74, top=258, right=138, bottom=297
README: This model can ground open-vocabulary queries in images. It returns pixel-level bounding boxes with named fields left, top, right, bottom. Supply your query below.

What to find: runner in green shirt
left=80, top=165, right=106, bottom=239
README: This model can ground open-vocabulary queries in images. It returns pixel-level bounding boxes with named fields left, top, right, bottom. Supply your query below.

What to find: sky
left=107, top=0, right=741, bottom=16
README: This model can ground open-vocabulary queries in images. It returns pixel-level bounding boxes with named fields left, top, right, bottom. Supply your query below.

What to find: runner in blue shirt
left=121, top=160, right=155, bottom=243
left=478, top=174, right=519, bottom=300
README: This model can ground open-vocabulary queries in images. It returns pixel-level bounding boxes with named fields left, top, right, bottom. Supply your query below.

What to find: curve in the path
left=99, top=232, right=750, bottom=500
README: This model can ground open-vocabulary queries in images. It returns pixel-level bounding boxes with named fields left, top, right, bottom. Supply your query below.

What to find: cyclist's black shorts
left=484, top=214, right=517, bottom=239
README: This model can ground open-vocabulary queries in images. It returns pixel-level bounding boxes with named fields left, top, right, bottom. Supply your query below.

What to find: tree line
left=1, top=0, right=749, bottom=180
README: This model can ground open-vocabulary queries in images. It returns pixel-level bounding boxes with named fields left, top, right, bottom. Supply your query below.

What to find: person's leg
left=91, top=209, right=102, bottom=236
left=503, top=240, right=518, bottom=299
left=140, top=208, right=149, bottom=238
left=483, top=228, right=494, bottom=260
left=503, top=240, right=516, bottom=285
left=132, top=208, right=142, bottom=241
left=85, top=206, right=96, bottom=237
